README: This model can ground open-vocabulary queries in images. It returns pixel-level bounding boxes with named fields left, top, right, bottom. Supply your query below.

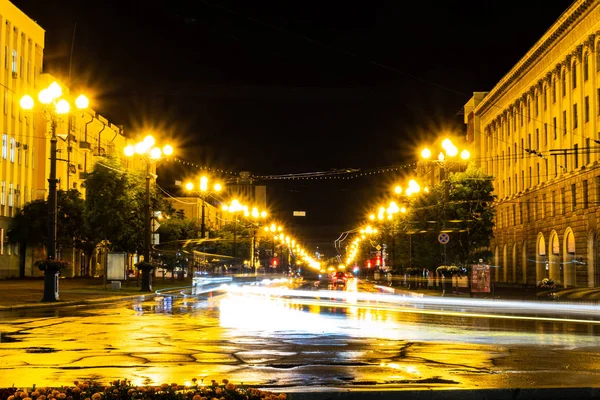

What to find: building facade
left=0, top=0, right=44, bottom=278
left=471, top=0, right=600, bottom=288
left=28, top=74, right=133, bottom=278
left=166, top=197, right=224, bottom=233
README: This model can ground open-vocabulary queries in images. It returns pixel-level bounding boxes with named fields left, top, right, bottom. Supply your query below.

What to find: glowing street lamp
left=124, top=135, right=174, bottom=292
left=185, top=175, right=222, bottom=239
left=20, top=82, right=89, bottom=302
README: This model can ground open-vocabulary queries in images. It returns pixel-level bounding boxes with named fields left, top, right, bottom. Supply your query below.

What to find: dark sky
left=13, top=0, right=574, bottom=256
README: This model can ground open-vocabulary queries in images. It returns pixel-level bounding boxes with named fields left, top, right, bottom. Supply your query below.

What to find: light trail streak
left=224, top=285, right=600, bottom=320
left=250, top=294, right=600, bottom=325
left=218, top=294, right=600, bottom=346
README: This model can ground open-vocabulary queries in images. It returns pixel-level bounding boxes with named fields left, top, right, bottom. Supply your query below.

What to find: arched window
left=543, top=85, right=547, bottom=110
left=583, top=52, right=589, bottom=81
left=566, top=230, right=575, bottom=254
left=538, top=235, right=546, bottom=256
left=552, top=78, right=557, bottom=103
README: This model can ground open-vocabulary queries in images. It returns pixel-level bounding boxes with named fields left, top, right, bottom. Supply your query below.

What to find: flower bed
left=0, top=379, right=286, bottom=400
left=539, top=278, right=556, bottom=290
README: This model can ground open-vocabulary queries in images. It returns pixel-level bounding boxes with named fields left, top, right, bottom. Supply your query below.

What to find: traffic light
left=272, top=258, right=278, bottom=266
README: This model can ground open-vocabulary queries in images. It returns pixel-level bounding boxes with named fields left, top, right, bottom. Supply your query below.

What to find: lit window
left=9, top=137, right=15, bottom=162
left=11, top=50, right=17, bottom=74
left=2, top=134, right=7, bottom=159
left=8, top=183, right=13, bottom=207
left=1, top=181, right=5, bottom=206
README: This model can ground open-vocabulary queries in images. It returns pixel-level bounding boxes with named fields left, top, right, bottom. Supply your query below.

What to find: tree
left=406, top=164, right=496, bottom=268
left=157, top=217, right=202, bottom=245
left=83, top=157, right=139, bottom=255
left=209, top=222, right=250, bottom=262
left=9, top=190, right=88, bottom=277
left=83, top=156, right=174, bottom=267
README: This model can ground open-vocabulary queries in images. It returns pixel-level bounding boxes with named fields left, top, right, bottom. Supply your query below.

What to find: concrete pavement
left=0, top=276, right=188, bottom=311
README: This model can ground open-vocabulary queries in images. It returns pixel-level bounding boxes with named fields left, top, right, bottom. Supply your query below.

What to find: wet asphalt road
left=1, top=284, right=600, bottom=390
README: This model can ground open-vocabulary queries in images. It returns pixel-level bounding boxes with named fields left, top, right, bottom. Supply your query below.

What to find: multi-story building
left=0, top=0, right=44, bottom=278
left=468, top=0, right=600, bottom=288
left=28, top=74, right=131, bottom=278
left=227, top=171, right=267, bottom=209
left=166, top=197, right=224, bottom=233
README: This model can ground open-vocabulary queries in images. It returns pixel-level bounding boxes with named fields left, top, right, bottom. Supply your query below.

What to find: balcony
left=79, top=141, right=92, bottom=150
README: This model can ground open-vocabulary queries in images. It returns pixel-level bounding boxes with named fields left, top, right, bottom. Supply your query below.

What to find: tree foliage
left=406, top=164, right=495, bottom=267
left=83, top=156, right=174, bottom=255
left=9, top=190, right=88, bottom=254
left=157, top=216, right=202, bottom=246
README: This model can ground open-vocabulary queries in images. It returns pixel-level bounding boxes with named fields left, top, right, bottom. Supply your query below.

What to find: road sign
left=376, top=245, right=382, bottom=251
left=293, top=211, right=306, bottom=216
left=438, top=232, right=450, bottom=244
left=151, top=219, right=161, bottom=233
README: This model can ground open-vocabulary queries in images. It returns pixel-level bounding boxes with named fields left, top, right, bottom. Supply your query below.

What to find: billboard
left=471, top=264, right=491, bottom=293
left=107, top=252, right=127, bottom=281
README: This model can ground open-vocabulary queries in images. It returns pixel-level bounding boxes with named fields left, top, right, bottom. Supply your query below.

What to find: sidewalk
left=0, top=276, right=192, bottom=311
left=369, top=277, right=600, bottom=302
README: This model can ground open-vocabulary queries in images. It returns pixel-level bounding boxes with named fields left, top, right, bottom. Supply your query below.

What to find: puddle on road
left=0, top=332, right=21, bottom=343
left=25, top=347, right=58, bottom=353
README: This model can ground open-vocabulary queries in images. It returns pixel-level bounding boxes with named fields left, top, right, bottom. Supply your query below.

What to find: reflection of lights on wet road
left=224, top=285, right=600, bottom=322
left=218, top=293, right=600, bottom=346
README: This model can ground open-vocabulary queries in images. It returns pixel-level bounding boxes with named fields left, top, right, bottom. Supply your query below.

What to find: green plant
left=34, top=259, right=69, bottom=272
left=0, top=378, right=286, bottom=400
left=135, top=261, right=154, bottom=270
left=540, top=278, right=556, bottom=289
left=436, top=265, right=466, bottom=277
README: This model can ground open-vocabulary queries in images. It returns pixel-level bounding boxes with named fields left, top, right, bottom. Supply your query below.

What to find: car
left=331, top=272, right=348, bottom=288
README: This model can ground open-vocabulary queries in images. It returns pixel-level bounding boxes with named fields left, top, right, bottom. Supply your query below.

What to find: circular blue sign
left=438, top=233, right=450, bottom=244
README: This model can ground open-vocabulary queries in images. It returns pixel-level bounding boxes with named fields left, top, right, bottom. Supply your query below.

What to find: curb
left=287, top=387, right=600, bottom=400
left=0, top=292, right=157, bottom=312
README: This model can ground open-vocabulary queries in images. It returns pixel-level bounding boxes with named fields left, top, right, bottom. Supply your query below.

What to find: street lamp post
left=248, top=207, right=268, bottom=274
left=222, top=200, right=267, bottom=275
left=20, top=82, right=89, bottom=302
left=420, top=138, right=470, bottom=265
left=185, top=176, right=222, bottom=239
left=124, top=136, right=173, bottom=292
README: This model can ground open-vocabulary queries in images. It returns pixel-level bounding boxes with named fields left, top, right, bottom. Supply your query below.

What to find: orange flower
left=57, top=394, right=66, bottom=400
left=7, top=396, right=14, bottom=400
left=91, top=392, right=102, bottom=400
left=215, top=388, right=222, bottom=395
left=20, top=392, right=29, bottom=398
left=38, top=395, right=46, bottom=400
left=225, top=383, right=235, bottom=391
left=72, top=388, right=80, bottom=395
left=193, top=395, right=202, bottom=400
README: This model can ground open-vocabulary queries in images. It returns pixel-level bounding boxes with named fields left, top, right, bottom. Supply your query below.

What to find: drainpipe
left=97, top=122, right=106, bottom=156
left=84, top=115, right=94, bottom=173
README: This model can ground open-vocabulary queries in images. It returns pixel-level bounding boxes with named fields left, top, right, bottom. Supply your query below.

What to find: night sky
left=13, top=0, right=574, bottom=256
